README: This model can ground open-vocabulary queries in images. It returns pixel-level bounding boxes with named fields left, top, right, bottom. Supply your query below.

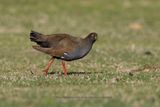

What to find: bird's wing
left=34, top=38, right=80, bottom=56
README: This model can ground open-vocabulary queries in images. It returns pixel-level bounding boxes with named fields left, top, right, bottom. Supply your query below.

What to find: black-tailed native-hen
left=30, top=30, right=97, bottom=76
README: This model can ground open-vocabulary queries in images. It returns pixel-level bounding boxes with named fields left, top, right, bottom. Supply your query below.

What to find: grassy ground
left=0, top=0, right=160, bottom=107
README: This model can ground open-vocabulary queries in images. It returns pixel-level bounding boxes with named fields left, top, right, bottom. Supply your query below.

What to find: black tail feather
left=30, top=30, right=49, bottom=47
left=30, top=30, right=43, bottom=41
left=30, top=30, right=43, bottom=36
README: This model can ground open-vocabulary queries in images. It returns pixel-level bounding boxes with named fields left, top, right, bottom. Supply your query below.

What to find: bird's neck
left=84, top=36, right=94, bottom=45
left=81, top=38, right=94, bottom=55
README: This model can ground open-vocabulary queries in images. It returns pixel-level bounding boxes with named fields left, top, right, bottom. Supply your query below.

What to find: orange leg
left=61, top=60, right=67, bottom=76
left=43, top=58, right=54, bottom=76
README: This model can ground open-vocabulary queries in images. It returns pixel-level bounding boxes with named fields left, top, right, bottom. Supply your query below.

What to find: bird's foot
left=42, top=69, right=49, bottom=76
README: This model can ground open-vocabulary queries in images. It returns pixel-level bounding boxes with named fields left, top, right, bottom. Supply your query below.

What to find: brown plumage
left=30, top=30, right=97, bottom=76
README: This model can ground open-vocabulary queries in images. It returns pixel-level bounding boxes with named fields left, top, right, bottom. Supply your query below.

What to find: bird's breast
left=60, top=45, right=92, bottom=61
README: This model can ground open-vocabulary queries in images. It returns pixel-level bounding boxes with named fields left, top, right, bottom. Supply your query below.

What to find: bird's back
left=46, top=34, right=81, bottom=48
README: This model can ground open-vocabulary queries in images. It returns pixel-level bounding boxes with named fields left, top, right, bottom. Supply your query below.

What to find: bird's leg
left=43, top=58, right=54, bottom=76
left=61, top=60, right=67, bottom=76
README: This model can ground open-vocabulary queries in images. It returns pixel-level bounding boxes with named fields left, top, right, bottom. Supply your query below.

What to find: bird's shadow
left=48, top=71, right=104, bottom=75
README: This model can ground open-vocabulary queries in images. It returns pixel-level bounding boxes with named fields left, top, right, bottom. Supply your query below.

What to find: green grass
left=0, top=0, right=160, bottom=107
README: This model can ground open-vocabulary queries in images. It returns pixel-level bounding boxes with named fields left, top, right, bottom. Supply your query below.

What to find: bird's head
left=86, top=32, right=98, bottom=43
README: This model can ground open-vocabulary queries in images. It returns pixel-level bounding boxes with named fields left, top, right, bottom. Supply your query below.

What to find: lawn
left=0, top=0, right=160, bottom=107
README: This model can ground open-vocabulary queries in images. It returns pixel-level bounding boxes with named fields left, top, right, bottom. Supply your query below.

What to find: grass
left=0, top=0, right=160, bottom=107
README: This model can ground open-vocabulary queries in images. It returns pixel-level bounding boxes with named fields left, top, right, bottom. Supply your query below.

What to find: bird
left=30, top=30, right=97, bottom=76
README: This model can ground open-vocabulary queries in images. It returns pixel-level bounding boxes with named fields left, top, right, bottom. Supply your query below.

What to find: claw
left=43, top=69, right=49, bottom=76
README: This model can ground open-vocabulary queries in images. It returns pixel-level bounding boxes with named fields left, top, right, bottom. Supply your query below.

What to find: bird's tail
left=30, top=30, right=46, bottom=42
